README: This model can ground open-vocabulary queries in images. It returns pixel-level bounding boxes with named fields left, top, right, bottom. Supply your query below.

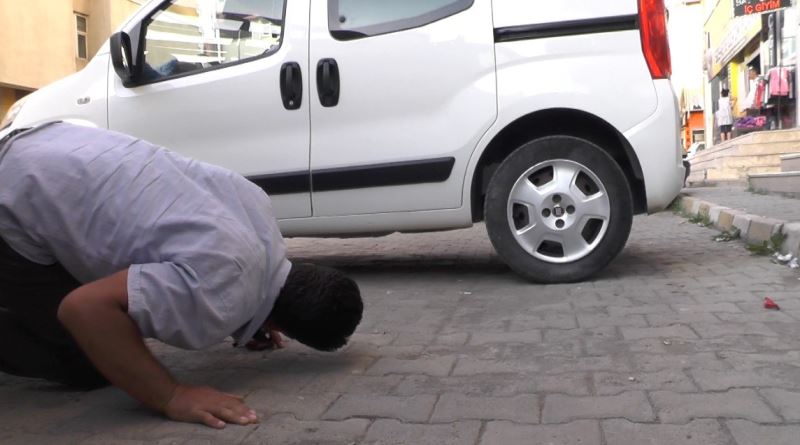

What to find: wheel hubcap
left=507, top=159, right=611, bottom=263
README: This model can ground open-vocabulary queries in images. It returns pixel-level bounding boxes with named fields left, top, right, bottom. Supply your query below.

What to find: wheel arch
left=470, top=108, right=646, bottom=222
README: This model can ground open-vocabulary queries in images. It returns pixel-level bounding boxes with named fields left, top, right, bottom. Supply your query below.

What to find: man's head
left=721, top=88, right=729, bottom=98
left=267, top=263, right=363, bottom=351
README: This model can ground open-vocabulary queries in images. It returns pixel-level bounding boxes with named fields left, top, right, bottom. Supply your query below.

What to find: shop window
left=692, top=130, right=705, bottom=143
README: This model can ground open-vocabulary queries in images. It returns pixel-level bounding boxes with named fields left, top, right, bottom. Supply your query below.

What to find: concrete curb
left=674, top=194, right=800, bottom=258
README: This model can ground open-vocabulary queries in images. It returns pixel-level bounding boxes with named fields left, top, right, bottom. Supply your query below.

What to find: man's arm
left=57, top=269, right=258, bottom=428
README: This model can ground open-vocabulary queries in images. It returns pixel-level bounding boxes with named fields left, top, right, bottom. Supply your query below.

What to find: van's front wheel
left=484, top=136, right=633, bottom=283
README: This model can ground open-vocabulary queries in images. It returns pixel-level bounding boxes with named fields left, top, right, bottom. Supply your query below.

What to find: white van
left=1, top=0, right=684, bottom=283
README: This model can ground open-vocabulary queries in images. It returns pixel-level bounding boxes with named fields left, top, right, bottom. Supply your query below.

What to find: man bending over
left=0, top=122, right=363, bottom=428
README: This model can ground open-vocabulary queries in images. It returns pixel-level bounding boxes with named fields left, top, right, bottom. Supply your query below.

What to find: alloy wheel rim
left=506, top=159, right=611, bottom=263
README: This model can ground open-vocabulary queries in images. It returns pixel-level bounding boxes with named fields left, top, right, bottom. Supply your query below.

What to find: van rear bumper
left=624, top=79, right=685, bottom=213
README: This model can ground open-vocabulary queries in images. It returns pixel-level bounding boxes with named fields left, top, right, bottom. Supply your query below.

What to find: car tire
left=484, top=135, right=633, bottom=283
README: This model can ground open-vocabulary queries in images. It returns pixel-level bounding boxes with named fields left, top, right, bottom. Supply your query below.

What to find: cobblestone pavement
left=2, top=212, right=800, bottom=444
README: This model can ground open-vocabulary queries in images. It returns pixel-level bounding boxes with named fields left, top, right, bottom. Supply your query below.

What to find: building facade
left=0, top=0, right=143, bottom=118
left=668, top=0, right=708, bottom=150
left=703, top=0, right=799, bottom=145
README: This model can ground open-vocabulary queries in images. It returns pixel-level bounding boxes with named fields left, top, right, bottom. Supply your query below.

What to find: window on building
left=76, top=14, right=88, bottom=59
left=692, top=130, right=705, bottom=143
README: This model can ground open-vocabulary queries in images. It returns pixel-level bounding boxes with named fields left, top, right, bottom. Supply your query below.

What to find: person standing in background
left=717, top=89, right=734, bottom=142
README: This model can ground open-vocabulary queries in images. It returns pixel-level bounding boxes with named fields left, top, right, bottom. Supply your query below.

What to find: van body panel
left=107, top=0, right=312, bottom=219
left=624, top=79, right=684, bottom=212
left=13, top=54, right=110, bottom=130
left=491, top=0, right=638, bottom=29
left=307, top=0, right=497, bottom=217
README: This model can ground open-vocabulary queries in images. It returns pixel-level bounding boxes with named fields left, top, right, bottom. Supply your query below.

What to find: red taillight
left=639, top=0, right=672, bottom=79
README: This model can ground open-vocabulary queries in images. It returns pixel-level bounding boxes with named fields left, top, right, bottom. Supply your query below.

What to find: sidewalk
left=678, top=185, right=800, bottom=258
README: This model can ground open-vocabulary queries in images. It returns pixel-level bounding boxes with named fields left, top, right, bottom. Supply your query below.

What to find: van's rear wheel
left=485, top=136, right=633, bottom=283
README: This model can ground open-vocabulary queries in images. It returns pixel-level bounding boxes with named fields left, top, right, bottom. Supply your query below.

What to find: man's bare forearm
left=57, top=269, right=177, bottom=412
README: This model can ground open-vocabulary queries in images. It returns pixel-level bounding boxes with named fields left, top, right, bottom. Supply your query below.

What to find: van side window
left=328, top=0, right=473, bottom=41
left=140, top=0, right=285, bottom=83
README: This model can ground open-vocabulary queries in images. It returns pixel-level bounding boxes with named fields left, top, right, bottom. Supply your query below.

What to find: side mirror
left=110, top=32, right=136, bottom=87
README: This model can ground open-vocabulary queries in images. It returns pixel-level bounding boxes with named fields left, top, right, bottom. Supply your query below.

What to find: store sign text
left=734, top=0, right=791, bottom=16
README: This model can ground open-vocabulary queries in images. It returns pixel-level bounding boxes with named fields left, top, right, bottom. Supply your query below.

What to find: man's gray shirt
left=0, top=123, right=292, bottom=349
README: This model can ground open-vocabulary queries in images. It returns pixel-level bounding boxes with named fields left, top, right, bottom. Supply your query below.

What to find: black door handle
left=316, top=58, right=340, bottom=107
left=280, top=62, right=302, bottom=110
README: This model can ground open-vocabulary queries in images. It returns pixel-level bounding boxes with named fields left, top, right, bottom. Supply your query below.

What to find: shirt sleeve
left=126, top=238, right=267, bottom=350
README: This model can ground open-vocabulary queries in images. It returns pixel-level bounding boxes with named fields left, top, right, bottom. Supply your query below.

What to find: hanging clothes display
left=767, top=66, right=791, bottom=97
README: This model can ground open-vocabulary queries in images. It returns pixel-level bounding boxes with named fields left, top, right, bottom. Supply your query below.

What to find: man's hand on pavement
left=163, top=384, right=258, bottom=429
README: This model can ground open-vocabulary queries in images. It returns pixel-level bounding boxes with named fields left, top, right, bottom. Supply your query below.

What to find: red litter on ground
left=764, top=297, right=780, bottom=310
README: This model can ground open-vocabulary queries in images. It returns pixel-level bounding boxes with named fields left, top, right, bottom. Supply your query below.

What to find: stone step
left=687, top=129, right=800, bottom=184
left=781, top=153, right=800, bottom=172
left=748, top=171, right=800, bottom=196
left=688, top=153, right=785, bottom=184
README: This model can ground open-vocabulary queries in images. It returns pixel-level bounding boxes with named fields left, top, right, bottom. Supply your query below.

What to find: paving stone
left=727, top=420, right=800, bottom=445
left=720, top=351, right=800, bottom=370
left=542, top=391, right=654, bottom=423
left=759, top=389, right=800, bottom=421
left=349, top=332, right=397, bottom=346
left=322, top=395, right=437, bottom=422
left=651, top=389, right=781, bottom=423
left=394, top=374, right=537, bottom=397
left=451, top=357, right=541, bottom=375
left=507, top=313, right=577, bottom=330
left=392, top=332, right=438, bottom=346
left=469, top=330, right=542, bottom=346
left=300, top=374, right=403, bottom=396
left=621, top=325, right=699, bottom=340
left=363, top=419, right=481, bottom=445
left=435, top=333, right=469, bottom=346
left=671, top=303, right=743, bottom=313
left=247, top=392, right=339, bottom=420
left=366, top=357, right=455, bottom=377
left=241, top=414, right=369, bottom=445
left=594, top=370, right=697, bottom=395
left=607, top=304, right=673, bottom=316
left=536, top=356, right=631, bottom=374
left=122, top=417, right=254, bottom=444
left=633, top=352, right=731, bottom=372
left=602, top=419, right=728, bottom=445
left=0, top=432, right=92, bottom=445
left=502, top=338, right=582, bottom=357
left=430, top=393, right=539, bottom=423
left=645, top=312, right=720, bottom=326
left=691, top=369, right=797, bottom=391
left=543, top=326, right=618, bottom=342
left=692, top=322, right=778, bottom=338
left=576, top=313, right=648, bottom=328
left=480, top=420, right=601, bottom=445
left=715, top=311, right=795, bottom=323
left=48, top=404, right=168, bottom=440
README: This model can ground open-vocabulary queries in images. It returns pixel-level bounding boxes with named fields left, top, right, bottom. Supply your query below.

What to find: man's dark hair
left=721, top=89, right=729, bottom=97
left=270, top=263, right=362, bottom=351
